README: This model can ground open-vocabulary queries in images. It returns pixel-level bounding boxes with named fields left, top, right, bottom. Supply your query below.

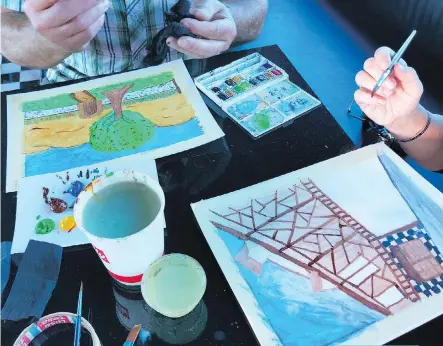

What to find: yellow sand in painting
left=126, top=93, right=195, bottom=127
left=23, top=94, right=195, bottom=154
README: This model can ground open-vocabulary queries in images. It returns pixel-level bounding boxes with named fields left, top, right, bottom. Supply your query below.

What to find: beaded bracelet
left=393, top=111, right=432, bottom=143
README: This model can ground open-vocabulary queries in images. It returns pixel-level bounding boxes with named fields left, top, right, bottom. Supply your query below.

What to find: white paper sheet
left=191, top=143, right=443, bottom=346
left=6, top=59, right=224, bottom=192
left=12, top=157, right=163, bottom=254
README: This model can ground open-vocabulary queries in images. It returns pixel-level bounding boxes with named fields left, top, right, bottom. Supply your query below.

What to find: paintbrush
left=73, top=282, right=83, bottom=346
left=123, top=324, right=142, bottom=346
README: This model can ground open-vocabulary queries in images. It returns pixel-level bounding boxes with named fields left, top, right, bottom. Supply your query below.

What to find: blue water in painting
left=217, top=230, right=384, bottom=346
left=25, top=118, right=203, bottom=176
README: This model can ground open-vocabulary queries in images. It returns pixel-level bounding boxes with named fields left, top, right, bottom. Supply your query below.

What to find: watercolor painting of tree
left=89, top=84, right=156, bottom=152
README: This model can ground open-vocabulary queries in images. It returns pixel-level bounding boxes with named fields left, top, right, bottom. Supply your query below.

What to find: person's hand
left=24, top=0, right=109, bottom=53
left=167, top=0, right=237, bottom=59
left=354, top=46, right=424, bottom=131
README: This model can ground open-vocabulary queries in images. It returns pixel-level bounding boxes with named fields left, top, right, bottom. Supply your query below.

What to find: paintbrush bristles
left=80, top=282, right=83, bottom=291
left=126, top=324, right=141, bottom=342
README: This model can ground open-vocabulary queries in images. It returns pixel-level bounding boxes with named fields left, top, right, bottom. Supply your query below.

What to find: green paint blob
left=36, top=215, right=41, bottom=220
left=106, top=172, right=114, bottom=177
left=89, top=110, right=155, bottom=152
left=35, top=219, right=55, bottom=235
left=239, top=82, right=251, bottom=90
left=233, top=86, right=243, bottom=93
left=253, top=112, right=270, bottom=130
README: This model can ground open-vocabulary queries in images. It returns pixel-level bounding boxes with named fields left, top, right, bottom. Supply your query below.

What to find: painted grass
left=23, top=89, right=179, bottom=125
left=22, top=72, right=175, bottom=112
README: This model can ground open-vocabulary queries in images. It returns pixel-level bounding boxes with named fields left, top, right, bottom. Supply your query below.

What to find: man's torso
left=46, top=0, right=186, bottom=82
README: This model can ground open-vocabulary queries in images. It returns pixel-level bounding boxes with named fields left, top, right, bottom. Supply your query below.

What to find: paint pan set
left=195, top=53, right=321, bottom=138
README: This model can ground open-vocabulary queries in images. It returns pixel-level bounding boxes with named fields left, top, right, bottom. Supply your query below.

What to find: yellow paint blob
left=85, top=184, right=94, bottom=193
left=59, top=216, right=76, bottom=232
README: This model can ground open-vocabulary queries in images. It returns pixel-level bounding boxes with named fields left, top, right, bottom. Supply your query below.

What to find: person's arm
left=1, top=0, right=108, bottom=69
left=354, top=46, right=443, bottom=171
left=386, top=106, right=443, bottom=171
left=1, top=7, right=69, bottom=68
left=221, top=0, right=268, bottom=43
left=167, top=0, right=268, bottom=59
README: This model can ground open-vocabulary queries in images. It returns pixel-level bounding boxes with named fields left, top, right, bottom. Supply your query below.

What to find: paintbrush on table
left=123, top=324, right=142, bottom=346
left=73, top=282, right=83, bottom=346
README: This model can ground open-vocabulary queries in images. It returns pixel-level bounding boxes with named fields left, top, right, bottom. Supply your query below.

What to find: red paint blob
left=42, top=187, right=68, bottom=213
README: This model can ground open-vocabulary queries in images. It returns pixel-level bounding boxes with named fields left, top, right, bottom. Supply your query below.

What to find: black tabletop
left=1, top=45, right=439, bottom=346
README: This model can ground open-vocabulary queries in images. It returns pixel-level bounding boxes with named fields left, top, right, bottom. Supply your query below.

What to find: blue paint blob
left=138, top=329, right=151, bottom=343
left=64, top=181, right=85, bottom=197
left=235, top=100, right=259, bottom=115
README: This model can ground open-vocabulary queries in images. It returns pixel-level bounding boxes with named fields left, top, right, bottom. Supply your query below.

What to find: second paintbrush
left=73, top=282, right=83, bottom=346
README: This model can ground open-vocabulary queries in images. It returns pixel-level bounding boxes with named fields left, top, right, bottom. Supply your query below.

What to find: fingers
left=393, top=64, right=423, bottom=97
left=374, top=46, right=407, bottom=68
left=31, top=0, right=106, bottom=29
left=355, top=70, right=395, bottom=97
left=374, top=46, right=394, bottom=70
left=173, top=36, right=229, bottom=58
left=64, top=14, right=105, bottom=52
left=24, top=0, right=58, bottom=11
left=167, top=37, right=206, bottom=59
left=363, top=57, right=397, bottom=90
left=190, top=0, right=225, bottom=21
left=354, top=88, right=386, bottom=106
left=50, top=1, right=109, bottom=38
left=181, top=18, right=236, bottom=41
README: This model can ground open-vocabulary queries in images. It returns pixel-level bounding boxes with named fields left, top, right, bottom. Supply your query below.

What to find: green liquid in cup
left=144, top=255, right=206, bottom=317
left=82, top=181, right=160, bottom=239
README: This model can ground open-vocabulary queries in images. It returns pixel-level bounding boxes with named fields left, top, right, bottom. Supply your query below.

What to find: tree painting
left=89, top=84, right=156, bottom=152
left=102, top=84, right=133, bottom=120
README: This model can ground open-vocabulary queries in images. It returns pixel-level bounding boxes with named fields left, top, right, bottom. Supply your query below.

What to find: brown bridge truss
left=211, top=179, right=420, bottom=316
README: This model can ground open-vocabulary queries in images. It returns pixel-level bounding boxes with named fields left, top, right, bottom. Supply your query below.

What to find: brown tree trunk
left=102, top=84, right=134, bottom=119
left=172, top=78, right=181, bottom=94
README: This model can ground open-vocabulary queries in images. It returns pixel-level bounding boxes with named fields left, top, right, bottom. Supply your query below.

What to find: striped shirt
left=2, top=0, right=187, bottom=82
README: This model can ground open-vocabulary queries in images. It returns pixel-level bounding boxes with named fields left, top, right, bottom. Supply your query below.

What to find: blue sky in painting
left=217, top=229, right=384, bottom=346
left=25, top=118, right=203, bottom=176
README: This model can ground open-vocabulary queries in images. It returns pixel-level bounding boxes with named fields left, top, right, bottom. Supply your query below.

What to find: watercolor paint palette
left=195, top=53, right=321, bottom=138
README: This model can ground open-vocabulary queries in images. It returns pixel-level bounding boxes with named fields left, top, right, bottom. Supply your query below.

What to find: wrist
left=385, top=105, right=429, bottom=141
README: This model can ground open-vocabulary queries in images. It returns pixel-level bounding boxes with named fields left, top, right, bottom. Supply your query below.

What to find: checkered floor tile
left=1, top=55, right=44, bottom=92
left=381, top=226, right=443, bottom=298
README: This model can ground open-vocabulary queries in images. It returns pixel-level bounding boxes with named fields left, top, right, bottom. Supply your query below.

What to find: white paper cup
left=141, top=254, right=207, bottom=318
left=74, top=170, right=165, bottom=286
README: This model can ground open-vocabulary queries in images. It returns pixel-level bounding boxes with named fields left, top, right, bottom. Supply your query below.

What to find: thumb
left=393, top=64, right=423, bottom=97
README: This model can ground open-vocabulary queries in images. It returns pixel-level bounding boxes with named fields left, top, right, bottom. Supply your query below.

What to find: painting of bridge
left=211, top=179, right=443, bottom=318
left=193, top=151, right=443, bottom=346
